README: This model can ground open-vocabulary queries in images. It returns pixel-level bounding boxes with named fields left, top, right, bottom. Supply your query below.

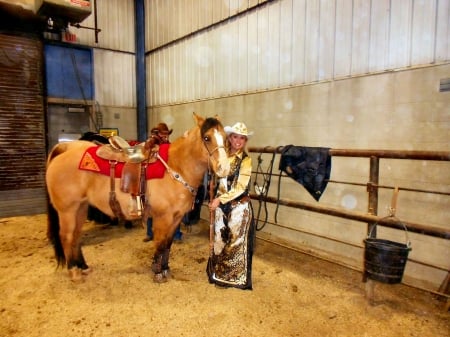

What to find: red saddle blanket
left=78, top=143, right=170, bottom=179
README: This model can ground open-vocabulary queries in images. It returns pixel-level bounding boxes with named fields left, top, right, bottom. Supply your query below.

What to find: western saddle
left=95, top=133, right=163, bottom=219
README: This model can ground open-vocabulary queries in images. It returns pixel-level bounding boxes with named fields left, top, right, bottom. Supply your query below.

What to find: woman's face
left=228, top=133, right=247, bottom=152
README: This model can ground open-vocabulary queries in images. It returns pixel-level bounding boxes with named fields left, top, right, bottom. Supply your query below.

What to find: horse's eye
left=203, top=136, right=210, bottom=142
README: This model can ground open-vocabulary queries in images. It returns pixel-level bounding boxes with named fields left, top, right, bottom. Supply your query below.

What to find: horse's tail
left=46, top=200, right=66, bottom=267
left=46, top=142, right=69, bottom=267
left=46, top=142, right=70, bottom=166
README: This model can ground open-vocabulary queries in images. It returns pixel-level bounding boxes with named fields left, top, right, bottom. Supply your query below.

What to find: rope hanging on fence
left=253, top=148, right=276, bottom=231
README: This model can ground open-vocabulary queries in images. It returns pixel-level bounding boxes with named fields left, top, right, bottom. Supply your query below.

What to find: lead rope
left=208, top=169, right=216, bottom=258
left=254, top=148, right=275, bottom=231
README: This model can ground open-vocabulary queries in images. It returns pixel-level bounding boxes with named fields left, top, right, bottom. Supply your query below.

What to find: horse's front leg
left=150, top=213, right=183, bottom=282
left=151, top=246, right=171, bottom=283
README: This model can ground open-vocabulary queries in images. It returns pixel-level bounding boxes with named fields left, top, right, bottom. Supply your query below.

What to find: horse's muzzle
left=214, top=150, right=230, bottom=177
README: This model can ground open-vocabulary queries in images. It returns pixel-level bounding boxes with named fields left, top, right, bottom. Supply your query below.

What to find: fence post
left=365, top=156, right=380, bottom=302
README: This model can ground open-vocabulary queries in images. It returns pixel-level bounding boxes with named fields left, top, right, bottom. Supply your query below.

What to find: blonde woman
left=207, top=122, right=254, bottom=290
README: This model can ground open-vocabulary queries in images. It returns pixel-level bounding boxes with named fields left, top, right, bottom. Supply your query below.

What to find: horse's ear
left=214, top=114, right=221, bottom=121
left=192, top=112, right=204, bottom=126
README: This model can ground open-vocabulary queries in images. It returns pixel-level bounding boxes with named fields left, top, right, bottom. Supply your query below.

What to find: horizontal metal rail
left=249, top=146, right=449, bottom=301
left=249, top=146, right=450, bottom=239
left=250, top=193, right=450, bottom=239
left=250, top=146, right=450, bottom=161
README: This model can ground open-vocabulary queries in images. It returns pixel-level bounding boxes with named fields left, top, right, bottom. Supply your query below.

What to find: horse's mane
left=79, top=132, right=109, bottom=144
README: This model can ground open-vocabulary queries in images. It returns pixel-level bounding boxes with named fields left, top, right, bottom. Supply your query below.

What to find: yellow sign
left=99, top=128, right=119, bottom=137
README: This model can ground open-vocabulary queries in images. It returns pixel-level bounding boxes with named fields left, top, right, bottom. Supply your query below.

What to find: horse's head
left=194, top=113, right=230, bottom=178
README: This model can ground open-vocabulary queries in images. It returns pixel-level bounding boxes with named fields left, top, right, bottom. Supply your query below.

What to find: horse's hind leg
left=59, top=203, right=90, bottom=281
left=75, top=202, right=91, bottom=274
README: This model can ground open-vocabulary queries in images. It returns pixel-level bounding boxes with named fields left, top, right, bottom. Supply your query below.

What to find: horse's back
left=48, top=140, right=94, bottom=158
left=47, top=141, right=95, bottom=178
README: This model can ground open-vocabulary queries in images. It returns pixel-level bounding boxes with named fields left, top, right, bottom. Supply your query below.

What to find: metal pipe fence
left=248, top=146, right=450, bottom=299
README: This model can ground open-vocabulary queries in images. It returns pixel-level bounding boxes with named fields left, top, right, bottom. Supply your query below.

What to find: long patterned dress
left=206, top=150, right=254, bottom=289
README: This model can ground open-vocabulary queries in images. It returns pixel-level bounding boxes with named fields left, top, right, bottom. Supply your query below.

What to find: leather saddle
left=96, top=135, right=158, bottom=164
left=94, top=135, right=161, bottom=217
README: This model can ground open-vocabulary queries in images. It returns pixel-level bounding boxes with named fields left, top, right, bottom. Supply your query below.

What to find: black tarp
left=279, top=145, right=332, bottom=201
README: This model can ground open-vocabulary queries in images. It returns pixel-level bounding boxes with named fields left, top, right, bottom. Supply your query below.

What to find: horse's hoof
left=153, top=272, right=168, bottom=283
left=162, top=268, right=170, bottom=279
left=81, top=267, right=92, bottom=275
left=68, top=268, right=85, bottom=283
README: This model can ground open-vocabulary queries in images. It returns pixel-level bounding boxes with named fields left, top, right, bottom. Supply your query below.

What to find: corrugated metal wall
left=0, top=33, right=47, bottom=217
left=93, top=49, right=136, bottom=107
left=75, top=0, right=136, bottom=108
left=146, top=0, right=450, bottom=106
left=145, top=0, right=265, bottom=50
left=75, top=0, right=135, bottom=53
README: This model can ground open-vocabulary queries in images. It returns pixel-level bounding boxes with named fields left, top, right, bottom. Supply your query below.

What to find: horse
left=46, top=113, right=230, bottom=282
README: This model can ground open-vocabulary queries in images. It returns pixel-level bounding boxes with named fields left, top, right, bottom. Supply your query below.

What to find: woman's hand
left=209, top=198, right=221, bottom=211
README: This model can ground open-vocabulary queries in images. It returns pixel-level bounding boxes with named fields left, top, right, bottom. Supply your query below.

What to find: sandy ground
left=0, top=214, right=448, bottom=337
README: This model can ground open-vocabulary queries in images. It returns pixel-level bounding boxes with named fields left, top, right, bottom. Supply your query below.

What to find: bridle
left=202, top=128, right=227, bottom=177
left=155, top=127, right=227, bottom=197
left=202, top=128, right=226, bottom=156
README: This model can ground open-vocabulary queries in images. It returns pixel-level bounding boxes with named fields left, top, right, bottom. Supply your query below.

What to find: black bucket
left=364, top=222, right=412, bottom=284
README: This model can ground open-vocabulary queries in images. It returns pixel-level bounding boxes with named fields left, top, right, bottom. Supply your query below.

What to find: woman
left=207, top=122, right=255, bottom=290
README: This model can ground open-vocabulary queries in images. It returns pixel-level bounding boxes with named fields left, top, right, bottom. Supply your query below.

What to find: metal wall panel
left=351, top=0, right=370, bottom=75
left=388, top=0, right=413, bottom=69
left=94, top=49, right=136, bottom=107
left=146, top=0, right=450, bottom=106
left=335, top=0, right=351, bottom=78
left=291, top=0, right=306, bottom=85
left=145, top=0, right=271, bottom=51
left=436, top=0, right=450, bottom=61
left=410, top=0, right=437, bottom=65
left=75, top=0, right=135, bottom=53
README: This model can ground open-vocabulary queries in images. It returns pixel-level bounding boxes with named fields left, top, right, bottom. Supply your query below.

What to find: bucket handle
left=368, top=216, right=412, bottom=248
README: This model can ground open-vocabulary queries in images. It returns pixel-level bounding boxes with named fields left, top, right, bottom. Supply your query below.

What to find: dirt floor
left=0, top=214, right=448, bottom=337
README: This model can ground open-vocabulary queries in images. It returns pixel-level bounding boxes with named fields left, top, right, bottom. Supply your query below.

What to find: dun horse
left=46, top=113, right=230, bottom=282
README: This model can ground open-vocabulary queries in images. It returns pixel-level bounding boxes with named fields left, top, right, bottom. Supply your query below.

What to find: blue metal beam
left=135, top=0, right=147, bottom=140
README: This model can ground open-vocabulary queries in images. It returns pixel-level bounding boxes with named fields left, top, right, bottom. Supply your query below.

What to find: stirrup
left=128, top=195, right=142, bottom=216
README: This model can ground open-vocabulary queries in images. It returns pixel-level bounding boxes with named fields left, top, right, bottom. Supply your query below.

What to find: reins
left=253, top=147, right=276, bottom=231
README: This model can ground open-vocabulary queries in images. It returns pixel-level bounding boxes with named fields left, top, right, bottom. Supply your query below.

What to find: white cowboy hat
left=224, top=122, right=253, bottom=138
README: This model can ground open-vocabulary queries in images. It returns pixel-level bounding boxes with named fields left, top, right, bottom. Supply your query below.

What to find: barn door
left=0, top=33, right=46, bottom=217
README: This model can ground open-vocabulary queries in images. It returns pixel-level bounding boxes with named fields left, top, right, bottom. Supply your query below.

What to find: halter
left=201, top=128, right=226, bottom=156
left=202, top=128, right=226, bottom=168
left=203, top=141, right=225, bottom=157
